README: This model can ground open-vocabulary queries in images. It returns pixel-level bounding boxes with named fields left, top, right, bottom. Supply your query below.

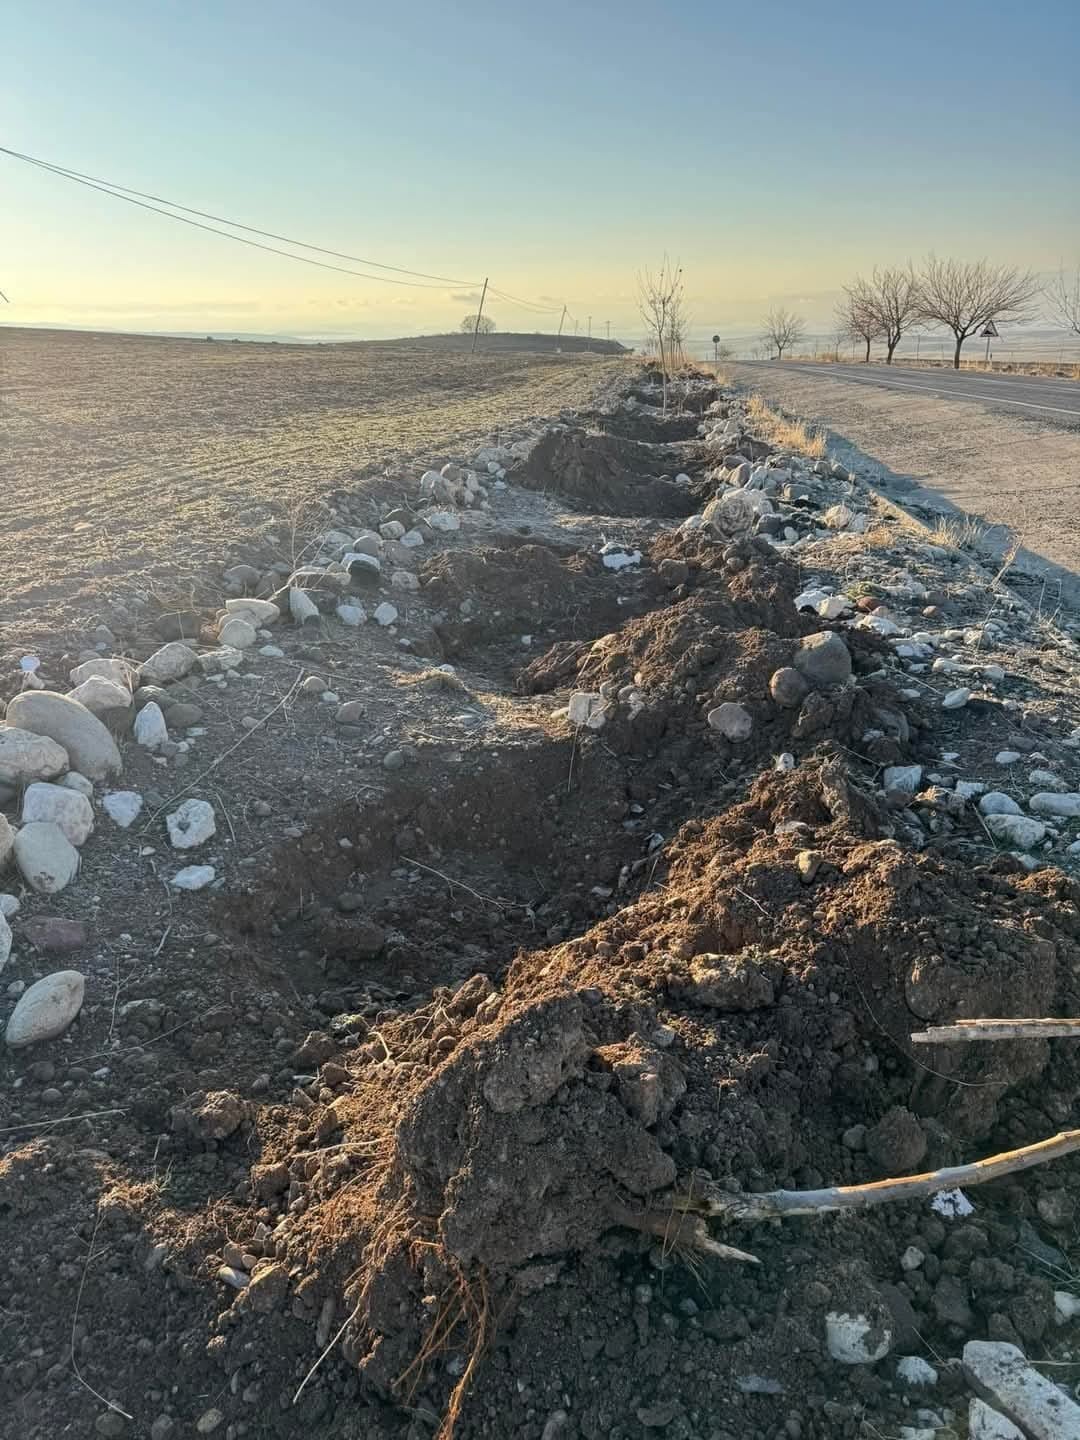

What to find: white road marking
left=785, top=365, right=1080, bottom=418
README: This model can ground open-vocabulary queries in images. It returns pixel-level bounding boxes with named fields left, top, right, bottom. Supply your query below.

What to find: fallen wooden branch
left=681, top=1129, right=1080, bottom=1225
left=912, top=1018, right=1080, bottom=1044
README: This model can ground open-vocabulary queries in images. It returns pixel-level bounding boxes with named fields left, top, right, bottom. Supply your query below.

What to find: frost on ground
left=2, top=358, right=1080, bottom=1439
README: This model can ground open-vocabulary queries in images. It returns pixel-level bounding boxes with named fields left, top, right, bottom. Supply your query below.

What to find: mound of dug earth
left=516, top=428, right=698, bottom=517
left=106, top=764, right=1078, bottom=1440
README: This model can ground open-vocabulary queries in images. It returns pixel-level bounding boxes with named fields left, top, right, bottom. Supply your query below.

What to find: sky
left=3, top=0, right=1079, bottom=346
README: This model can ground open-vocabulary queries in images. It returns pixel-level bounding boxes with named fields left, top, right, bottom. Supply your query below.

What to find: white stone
left=21, top=782, right=94, bottom=846
left=954, top=780, right=986, bottom=800
left=707, top=703, right=753, bottom=741
left=1053, top=1290, right=1080, bottom=1324
left=13, top=822, right=80, bottom=894
left=823, top=504, right=855, bottom=530
left=982, top=664, right=1006, bottom=683
left=6, top=691, right=121, bottom=780
left=380, top=520, right=406, bottom=541
left=226, top=597, right=279, bottom=623
left=171, top=864, right=216, bottom=891
left=4, top=970, right=85, bottom=1047
left=942, top=688, right=971, bottom=709
left=258, top=645, right=285, bottom=658
left=968, top=1401, right=1025, bottom=1440
left=858, top=613, right=904, bottom=637
left=567, top=691, right=604, bottom=728
left=931, top=1187, right=974, bottom=1218
left=825, top=1310, right=893, bottom=1364
left=198, top=646, right=245, bottom=674
left=1029, top=792, right=1080, bottom=818
left=796, top=588, right=830, bottom=611
left=995, top=750, right=1021, bottom=766
left=983, top=814, right=1047, bottom=849
left=103, top=791, right=144, bottom=828
left=343, top=551, right=381, bottom=580
left=0, top=911, right=10, bottom=973
left=600, top=545, right=642, bottom=571
left=336, top=603, right=366, bottom=627
left=288, top=588, right=321, bottom=624
left=0, top=893, right=19, bottom=918
left=218, top=616, right=258, bottom=649
left=963, top=1340, right=1080, bottom=1439
left=141, top=642, right=198, bottom=684
left=896, top=1356, right=937, bottom=1387
left=0, top=728, right=70, bottom=789
left=68, top=676, right=133, bottom=715
left=400, top=530, right=424, bottom=548
left=900, top=1246, right=925, bottom=1271
left=59, top=773, right=93, bottom=800
left=166, top=798, right=216, bottom=850
left=69, top=657, right=133, bottom=691
left=817, top=594, right=850, bottom=619
left=391, top=570, right=420, bottom=591
left=133, top=702, right=169, bottom=750
left=979, top=792, right=1021, bottom=816
left=427, top=511, right=461, bottom=533
left=373, top=602, right=399, bottom=627
left=884, top=765, right=923, bottom=796
left=1028, top=769, right=1066, bottom=792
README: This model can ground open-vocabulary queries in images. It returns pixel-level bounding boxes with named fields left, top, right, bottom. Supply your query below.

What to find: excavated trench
left=9, top=411, right=1079, bottom=1440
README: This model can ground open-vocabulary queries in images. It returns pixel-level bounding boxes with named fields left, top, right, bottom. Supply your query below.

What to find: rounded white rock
left=103, top=791, right=144, bottom=828
left=6, top=691, right=121, bottom=780
left=217, top=616, right=258, bottom=650
left=0, top=727, right=70, bottom=786
left=5, top=970, right=86, bottom=1047
left=166, top=798, right=216, bottom=850
left=140, top=642, right=199, bottom=684
left=21, top=781, right=94, bottom=846
left=171, top=864, right=216, bottom=891
left=13, top=821, right=81, bottom=893
left=133, top=702, right=170, bottom=751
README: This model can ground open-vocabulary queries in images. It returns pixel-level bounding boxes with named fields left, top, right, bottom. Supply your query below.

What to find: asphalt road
left=748, top=361, right=1080, bottom=426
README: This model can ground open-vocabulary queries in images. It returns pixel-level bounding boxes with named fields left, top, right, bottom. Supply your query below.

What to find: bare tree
left=835, top=278, right=882, bottom=362
left=868, top=264, right=920, bottom=363
left=637, top=258, right=684, bottom=411
left=915, top=256, right=1039, bottom=368
left=460, top=314, right=495, bottom=335
left=761, top=307, right=805, bottom=360
left=1047, top=265, right=1080, bottom=336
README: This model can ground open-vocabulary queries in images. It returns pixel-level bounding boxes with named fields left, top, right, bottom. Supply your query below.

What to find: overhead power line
left=0, top=143, right=599, bottom=324
left=0, top=145, right=470, bottom=290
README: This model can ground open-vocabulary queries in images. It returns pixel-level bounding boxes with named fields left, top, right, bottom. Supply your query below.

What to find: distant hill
left=338, top=331, right=629, bottom=356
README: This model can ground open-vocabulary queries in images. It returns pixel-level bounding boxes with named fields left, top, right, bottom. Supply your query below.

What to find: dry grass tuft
left=745, top=394, right=827, bottom=459
left=396, top=668, right=468, bottom=694
left=927, top=513, right=989, bottom=551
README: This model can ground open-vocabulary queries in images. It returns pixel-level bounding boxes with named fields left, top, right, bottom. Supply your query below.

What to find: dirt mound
left=583, top=406, right=701, bottom=443
left=152, top=764, right=1080, bottom=1440
left=516, top=428, right=698, bottom=517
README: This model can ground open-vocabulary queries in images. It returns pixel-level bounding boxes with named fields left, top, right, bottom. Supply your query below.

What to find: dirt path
left=0, top=327, right=625, bottom=630
left=731, top=361, right=1080, bottom=612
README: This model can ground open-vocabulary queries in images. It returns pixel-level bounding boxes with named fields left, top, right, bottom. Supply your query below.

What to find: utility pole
left=557, top=305, right=567, bottom=337
left=470, top=276, right=489, bottom=356
left=605, top=320, right=610, bottom=342
left=587, top=315, right=592, bottom=338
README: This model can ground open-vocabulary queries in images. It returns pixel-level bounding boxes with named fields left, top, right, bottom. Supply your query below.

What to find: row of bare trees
left=762, top=257, right=1080, bottom=369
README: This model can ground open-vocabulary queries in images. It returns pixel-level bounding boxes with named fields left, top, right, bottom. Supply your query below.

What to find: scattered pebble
left=171, top=865, right=216, bottom=891
left=166, top=798, right=216, bottom=850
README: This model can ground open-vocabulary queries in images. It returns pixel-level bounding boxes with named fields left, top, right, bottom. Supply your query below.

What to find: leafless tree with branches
left=459, top=314, right=496, bottom=335
left=869, top=264, right=920, bottom=363
left=1047, top=265, right=1080, bottom=336
left=915, top=255, right=1039, bottom=368
left=637, top=258, right=684, bottom=412
left=761, top=307, right=805, bottom=360
left=835, top=279, right=882, bottom=362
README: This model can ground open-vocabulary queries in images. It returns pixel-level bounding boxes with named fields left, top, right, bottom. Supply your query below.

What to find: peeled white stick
left=912, top=1017, right=1080, bottom=1044
left=683, top=1129, right=1080, bottom=1224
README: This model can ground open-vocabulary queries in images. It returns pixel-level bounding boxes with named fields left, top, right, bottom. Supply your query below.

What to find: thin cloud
left=450, top=290, right=485, bottom=304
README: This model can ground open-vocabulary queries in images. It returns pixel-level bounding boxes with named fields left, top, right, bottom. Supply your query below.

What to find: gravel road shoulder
left=732, top=362, right=1080, bottom=613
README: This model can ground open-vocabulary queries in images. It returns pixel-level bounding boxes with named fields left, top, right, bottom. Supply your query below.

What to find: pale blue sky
left=3, top=0, right=1078, bottom=340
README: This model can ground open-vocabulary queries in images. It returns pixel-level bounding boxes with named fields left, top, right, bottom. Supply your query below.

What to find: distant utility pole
left=557, top=305, right=567, bottom=337
left=574, top=319, right=578, bottom=336
left=605, top=320, right=610, bottom=342
left=587, top=315, right=592, bottom=337
left=470, top=276, right=489, bottom=356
